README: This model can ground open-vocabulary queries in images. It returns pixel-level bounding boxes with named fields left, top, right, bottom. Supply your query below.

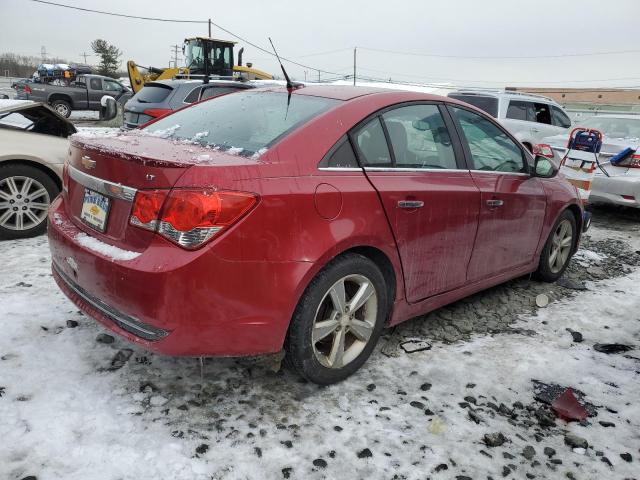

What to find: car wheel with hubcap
left=50, top=99, right=72, bottom=118
left=0, top=164, right=59, bottom=240
left=285, top=253, right=388, bottom=385
left=534, top=210, right=576, bottom=282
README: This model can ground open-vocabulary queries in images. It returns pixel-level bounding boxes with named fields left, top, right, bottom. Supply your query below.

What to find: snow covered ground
left=1, top=217, right=639, bottom=480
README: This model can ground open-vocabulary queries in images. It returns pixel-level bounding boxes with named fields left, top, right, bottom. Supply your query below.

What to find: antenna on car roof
left=268, top=38, right=302, bottom=90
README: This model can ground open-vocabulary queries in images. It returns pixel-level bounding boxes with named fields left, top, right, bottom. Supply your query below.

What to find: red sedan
left=48, top=86, right=584, bottom=384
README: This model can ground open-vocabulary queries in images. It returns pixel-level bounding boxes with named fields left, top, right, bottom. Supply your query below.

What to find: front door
left=351, top=103, right=481, bottom=303
left=448, top=106, right=547, bottom=282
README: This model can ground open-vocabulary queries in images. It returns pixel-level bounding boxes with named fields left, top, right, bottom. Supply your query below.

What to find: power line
left=26, top=0, right=345, bottom=77
left=358, top=46, right=640, bottom=60
left=27, top=0, right=206, bottom=23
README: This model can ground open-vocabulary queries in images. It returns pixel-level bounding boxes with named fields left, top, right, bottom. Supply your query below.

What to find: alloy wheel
left=0, top=176, right=51, bottom=231
left=312, top=274, right=378, bottom=369
left=549, top=219, right=573, bottom=274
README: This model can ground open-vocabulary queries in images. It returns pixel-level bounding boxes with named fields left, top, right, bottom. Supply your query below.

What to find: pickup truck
left=25, top=74, right=131, bottom=118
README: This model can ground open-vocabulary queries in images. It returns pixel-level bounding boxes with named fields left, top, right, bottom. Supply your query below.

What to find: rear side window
left=200, top=86, right=243, bottom=101
left=381, top=104, right=457, bottom=169
left=551, top=106, right=571, bottom=128
left=135, top=84, right=173, bottom=103
left=89, top=78, right=102, bottom=90
left=353, top=118, right=392, bottom=166
left=451, top=107, right=525, bottom=173
left=533, top=103, right=552, bottom=124
left=319, top=137, right=359, bottom=168
left=183, top=86, right=203, bottom=103
left=144, top=91, right=339, bottom=156
left=448, top=94, right=498, bottom=117
left=506, top=101, right=534, bottom=121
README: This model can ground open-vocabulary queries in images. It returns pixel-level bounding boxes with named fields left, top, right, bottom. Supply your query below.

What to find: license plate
left=80, top=189, right=110, bottom=232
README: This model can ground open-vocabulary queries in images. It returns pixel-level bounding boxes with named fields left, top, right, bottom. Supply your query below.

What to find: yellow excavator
left=128, top=37, right=273, bottom=94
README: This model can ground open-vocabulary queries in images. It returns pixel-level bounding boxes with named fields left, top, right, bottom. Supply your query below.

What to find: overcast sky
left=1, top=0, right=639, bottom=88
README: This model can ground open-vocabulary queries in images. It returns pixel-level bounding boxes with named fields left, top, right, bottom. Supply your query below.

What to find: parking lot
left=1, top=204, right=638, bottom=480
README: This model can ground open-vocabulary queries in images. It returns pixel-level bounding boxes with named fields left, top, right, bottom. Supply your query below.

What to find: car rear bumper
left=47, top=196, right=310, bottom=356
left=591, top=175, right=640, bottom=208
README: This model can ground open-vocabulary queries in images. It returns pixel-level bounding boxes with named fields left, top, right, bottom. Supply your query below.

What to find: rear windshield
left=134, top=84, right=173, bottom=103
left=144, top=91, right=339, bottom=156
left=449, top=94, right=499, bottom=118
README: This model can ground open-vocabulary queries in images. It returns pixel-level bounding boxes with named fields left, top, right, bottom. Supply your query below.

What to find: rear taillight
left=129, top=189, right=258, bottom=249
left=143, top=108, right=172, bottom=119
left=130, top=190, right=168, bottom=230
left=617, top=154, right=640, bottom=169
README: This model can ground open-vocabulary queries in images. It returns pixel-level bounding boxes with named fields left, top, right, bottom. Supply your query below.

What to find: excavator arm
left=127, top=61, right=187, bottom=94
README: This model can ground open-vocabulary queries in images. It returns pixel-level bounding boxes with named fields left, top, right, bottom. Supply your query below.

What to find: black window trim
left=336, top=100, right=469, bottom=172
left=445, top=103, right=533, bottom=176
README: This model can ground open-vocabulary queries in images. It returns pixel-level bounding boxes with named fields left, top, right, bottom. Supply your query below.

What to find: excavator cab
left=183, top=37, right=235, bottom=77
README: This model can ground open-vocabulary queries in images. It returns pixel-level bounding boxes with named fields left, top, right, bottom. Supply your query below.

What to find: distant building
left=507, top=87, right=640, bottom=117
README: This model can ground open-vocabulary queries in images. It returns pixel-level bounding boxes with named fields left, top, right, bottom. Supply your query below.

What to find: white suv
left=448, top=90, right=572, bottom=151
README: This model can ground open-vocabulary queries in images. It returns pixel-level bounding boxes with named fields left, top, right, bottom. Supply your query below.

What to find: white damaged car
left=0, top=100, right=76, bottom=239
left=542, top=115, right=640, bottom=208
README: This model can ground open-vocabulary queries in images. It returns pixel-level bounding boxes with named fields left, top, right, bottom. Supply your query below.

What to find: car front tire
left=0, top=164, right=59, bottom=240
left=534, top=210, right=577, bottom=282
left=285, top=253, right=388, bottom=385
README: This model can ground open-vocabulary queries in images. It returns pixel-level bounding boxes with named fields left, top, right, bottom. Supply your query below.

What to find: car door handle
left=531, top=128, right=540, bottom=133
left=486, top=199, right=504, bottom=207
left=398, top=200, right=424, bottom=209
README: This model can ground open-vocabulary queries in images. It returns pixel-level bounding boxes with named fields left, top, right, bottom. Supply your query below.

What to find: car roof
left=256, top=84, right=450, bottom=102
left=450, top=89, right=559, bottom=105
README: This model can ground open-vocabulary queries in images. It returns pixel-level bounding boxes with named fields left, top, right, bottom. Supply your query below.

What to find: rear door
left=351, top=103, right=481, bottom=302
left=448, top=106, right=546, bottom=281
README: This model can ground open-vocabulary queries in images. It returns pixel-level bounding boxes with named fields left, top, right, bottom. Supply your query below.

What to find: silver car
left=0, top=100, right=75, bottom=239
left=542, top=115, right=640, bottom=208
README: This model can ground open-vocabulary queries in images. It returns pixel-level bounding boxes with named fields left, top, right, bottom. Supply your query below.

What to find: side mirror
left=534, top=155, right=558, bottom=178
left=99, top=95, right=118, bottom=121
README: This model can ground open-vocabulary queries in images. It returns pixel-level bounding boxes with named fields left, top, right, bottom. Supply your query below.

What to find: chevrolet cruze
left=48, top=85, right=584, bottom=384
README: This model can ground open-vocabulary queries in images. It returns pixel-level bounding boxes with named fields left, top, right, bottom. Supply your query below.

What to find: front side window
left=144, top=91, right=339, bottom=156
left=533, top=103, right=552, bottom=124
left=353, top=117, right=392, bottom=166
left=381, top=104, right=457, bottom=169
left=506, top=100, right=534, bottom=122
left=551, top=106, right=571, bottom=128
left=451, top=107, right=525, bottom=173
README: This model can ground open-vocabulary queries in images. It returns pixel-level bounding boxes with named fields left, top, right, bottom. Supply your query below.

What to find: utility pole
left=79, top=52, right=91, bottom=64
left=304, top=70, right=307, bottom=82
left=170, top=44, right=180, bottom=68
left=208, top=18, right=212, bottom=38
left=40, top=46, right=48, bottom=63
left=318, top=70, right=320, bottom=82
left=353, top=47, right=357, bottom=86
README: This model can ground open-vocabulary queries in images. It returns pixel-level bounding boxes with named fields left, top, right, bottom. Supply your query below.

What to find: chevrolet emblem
left=81, top=155, right=96, bottom=169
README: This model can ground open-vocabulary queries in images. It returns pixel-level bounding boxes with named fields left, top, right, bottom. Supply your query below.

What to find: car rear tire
left=285, top=253, right=388, bottom=385
left=50, top=99, right=72, bottom=118
left=0, top=164, right=59, bottom=240
left=534, top=210, right=576, bottom=282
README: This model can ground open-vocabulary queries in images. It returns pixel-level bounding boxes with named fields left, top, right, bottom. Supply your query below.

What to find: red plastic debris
left=552, top=388, right=588, bottom=421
